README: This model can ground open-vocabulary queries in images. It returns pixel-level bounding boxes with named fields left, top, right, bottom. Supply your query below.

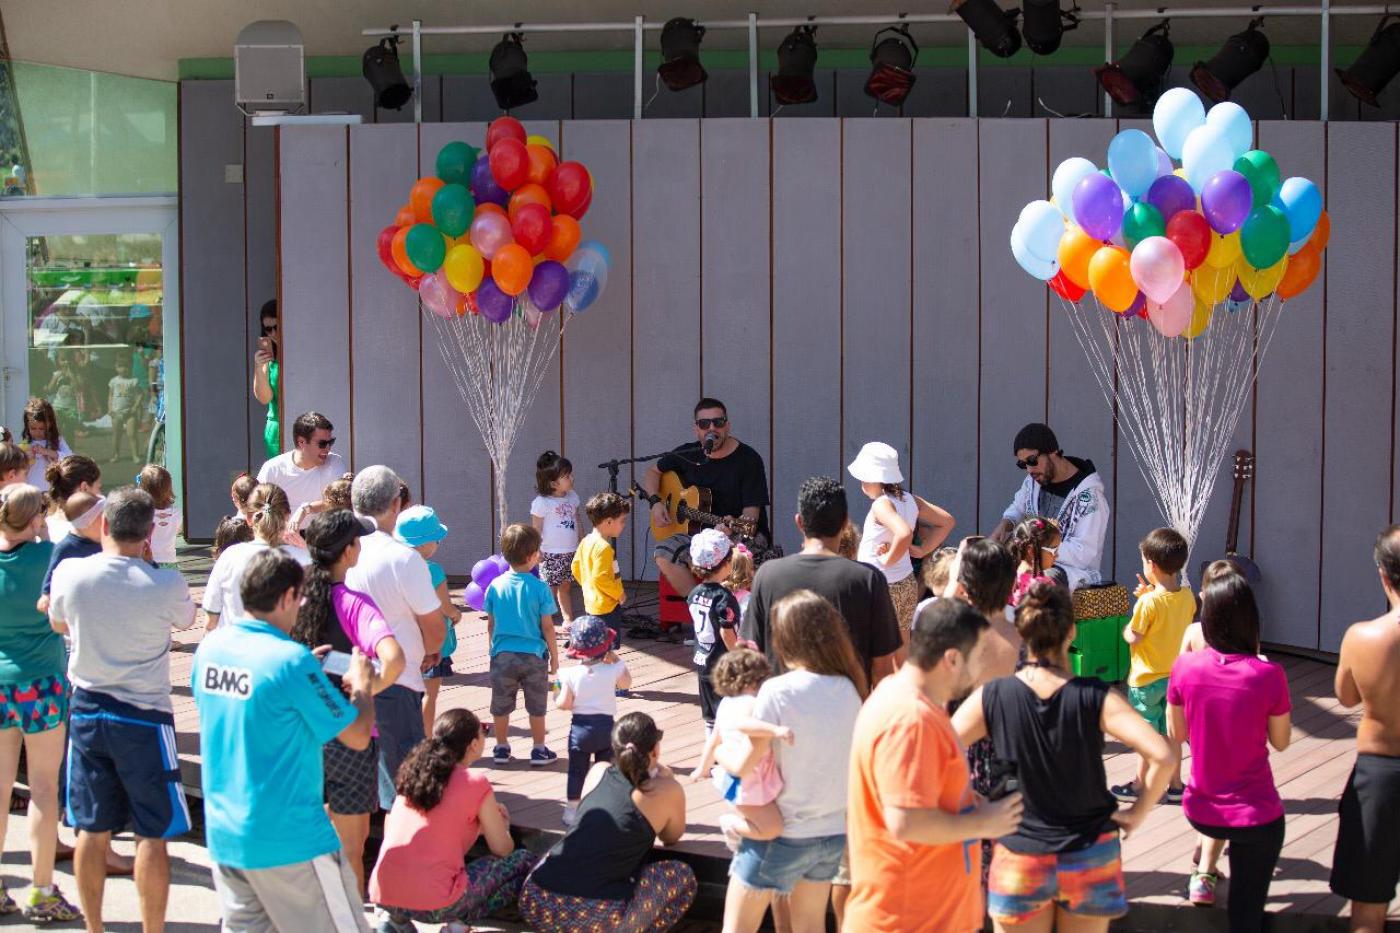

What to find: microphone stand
left=597, top=451, right=671, bottom=494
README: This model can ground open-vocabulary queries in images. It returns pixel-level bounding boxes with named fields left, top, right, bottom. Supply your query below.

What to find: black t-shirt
left=656, top=441, right=770, bottom=539
left=739, top=553, right=901, bottom=683
left=687, top=582, right=738, bottom=673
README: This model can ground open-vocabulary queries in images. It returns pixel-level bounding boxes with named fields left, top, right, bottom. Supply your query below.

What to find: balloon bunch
left=464, top=553, right=512, bottom=612
left=376, top=116, right=611, bottom=325
left=1011, top=89, right=1328, bottom=339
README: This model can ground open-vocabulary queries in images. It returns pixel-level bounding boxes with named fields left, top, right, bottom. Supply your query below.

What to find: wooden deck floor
left=169, top=577, right=1398, bottom=924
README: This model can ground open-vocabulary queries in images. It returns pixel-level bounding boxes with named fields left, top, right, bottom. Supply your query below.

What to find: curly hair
left=322, top=478, right=352, bottom=513
left=292, top=511, right=364, bottom=649
left=395, top=709, right=483, bottom=812
left=1008, top=516, right=1061, bottom=577
left=711, top=648, right=772, bottom=698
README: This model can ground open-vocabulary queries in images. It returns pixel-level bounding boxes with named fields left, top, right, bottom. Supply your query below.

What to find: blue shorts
left=66, top=688, right=190, bottom=839
left=729, top=833, right=846, bottom=894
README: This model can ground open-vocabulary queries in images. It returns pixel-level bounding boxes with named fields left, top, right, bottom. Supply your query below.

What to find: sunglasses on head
left=695, top=417, right=728, bottom=429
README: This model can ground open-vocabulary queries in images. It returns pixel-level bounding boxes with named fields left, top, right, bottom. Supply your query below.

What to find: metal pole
left=633, top=15, right=644, bottom=120
left=748, top=12, right=759, bottom=119
left=968, top=29, right=977, bottom=118
left=1104, top=2, right=1114, bottom=119
left=1321, top=0, right=1331, bottom=121
left=412, top=19, right=422, bottom=124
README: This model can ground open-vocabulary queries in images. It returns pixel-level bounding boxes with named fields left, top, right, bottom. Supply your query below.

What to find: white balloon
left=1018, top=200, right=1065, bottom=263
left=1205, top=101, right=1253, bottom=160
left=1052, top=157, right=1098, bottom=223
left=1011, top=224, right=1059, bottom=281
left=1153, top=87, right=1206, bottom=160
left=1182, top=124, right=1235, bottom=193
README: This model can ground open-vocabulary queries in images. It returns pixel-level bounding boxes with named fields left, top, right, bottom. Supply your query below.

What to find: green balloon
left=435, top=141, right=479, bottom=186
left=405, top=223, right=447, bottom=272
left=1233, top=150, right=1280, bottom=208
left=1121, top=202, right=1165, bottom=249
left=1239, top=205, right=1290, bottom=269
left=430, top=183, right=474, bottom=238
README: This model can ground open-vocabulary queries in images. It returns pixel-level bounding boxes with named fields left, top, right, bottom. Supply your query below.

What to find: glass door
left=0, top=197, right=180, bottom=500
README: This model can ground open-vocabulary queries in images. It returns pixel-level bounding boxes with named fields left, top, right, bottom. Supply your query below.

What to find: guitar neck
left=678, top=502, right=729, bottom=529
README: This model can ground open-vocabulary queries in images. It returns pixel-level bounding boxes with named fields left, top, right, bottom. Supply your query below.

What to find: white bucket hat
left=847, top=441, right=903, bottom=485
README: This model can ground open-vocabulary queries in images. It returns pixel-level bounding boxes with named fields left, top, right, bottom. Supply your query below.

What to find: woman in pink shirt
left=1166, top=569, right=1291, bottom=930
left=370, top=709, right=535, bottom=929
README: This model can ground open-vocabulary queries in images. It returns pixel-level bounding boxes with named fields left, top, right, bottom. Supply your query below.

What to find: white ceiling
left=1, top=0, right=1374, bottom=82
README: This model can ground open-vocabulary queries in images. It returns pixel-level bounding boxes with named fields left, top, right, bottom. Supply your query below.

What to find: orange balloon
left=508, top=183, right=552, bottom=222
left=525, top=144, right=558, bottom=188
left=1087, top=245, right=1136, bottom=313
left=474, top=202, right=506, bottom=218
left=544, top=214, right=581, bottom=262
left=393, top=203, right=415, bottom=228
left=410, top=177, right=445, bottom=224
left=491, top=243, right=533, bottom=295
left=1310, top=211, right=1330, bottom=252
left=391, top=226, right=422, bottom=276
left=1057, top=226, right=1099, bottom=290
left=1276, top=242, right=1321, bottom=300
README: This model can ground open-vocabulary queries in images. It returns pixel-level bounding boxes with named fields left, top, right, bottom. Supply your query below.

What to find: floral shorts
left=540, top=551, right=575, bottom=587
left=0, top=674, right=69, bottom=734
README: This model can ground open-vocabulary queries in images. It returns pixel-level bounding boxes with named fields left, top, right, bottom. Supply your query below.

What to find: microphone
left=702, top=432, right=720, bottom=455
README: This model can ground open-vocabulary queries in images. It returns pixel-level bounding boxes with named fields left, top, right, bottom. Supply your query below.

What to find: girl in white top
left=137, top=464, right=182, bottom=567
left=555, top=615, right=632, bottom=825
left=21, top=399, right=73, bottom=492
left=847, top=441, right=956, bottom=641
left=530, top=451, right=581, bottom=624
left=201, top=482, right=310, bottom=629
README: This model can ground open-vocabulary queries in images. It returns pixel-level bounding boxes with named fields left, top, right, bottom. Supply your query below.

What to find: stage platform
left=169, top=566, right=1397, bottom=930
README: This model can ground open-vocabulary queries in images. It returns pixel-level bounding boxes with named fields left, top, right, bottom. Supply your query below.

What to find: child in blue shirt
left=394, top=505, right=463, bottom=736
left=483, top=523, right=559, bottom=767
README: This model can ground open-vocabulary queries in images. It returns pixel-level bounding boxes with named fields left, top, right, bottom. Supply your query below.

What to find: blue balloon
left=1107, top=129, right=1159, bottom=199
left=1181, top=124, right=1235, bottom=193
left=565, top=271, right=601, bottom=312
left=1205, top=101, right=1253, bottom=160
left=1277, top=177, right=1322, bottom=243
left=1010, top=229, right=1057, bottom=281
left=1017, top=200, right=1064, bottom=263
left=1153, top=87, right=1206, bottom=160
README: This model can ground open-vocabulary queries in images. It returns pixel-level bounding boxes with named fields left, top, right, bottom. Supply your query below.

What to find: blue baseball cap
left=394, top=505, right=449, bottom=546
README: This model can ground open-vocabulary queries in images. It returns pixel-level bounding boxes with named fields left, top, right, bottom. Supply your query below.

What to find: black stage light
left=1096, top=20, right=1173, bottom=108
left=490, top=32, right=538, bottom=111
left=865, top=24, right=918, bottom=105
left=362, top=37, right=412, bottom=110
left=1191, top=19, right=1270, bottom=103
left=1022, top=0, right=1080, bottom=56
left=951, top=0, right=1022, bottom=59
left=1337, top=15, right=1400, bottom=107
left=771, top=25, right=819, bottom=105
left=658, top=17, right=707, bottom=91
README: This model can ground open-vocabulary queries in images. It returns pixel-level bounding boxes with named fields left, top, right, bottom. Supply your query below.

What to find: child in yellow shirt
left=571, top=492, right=630, bottom=640
left=1113, top=527, right=1193, bottom=803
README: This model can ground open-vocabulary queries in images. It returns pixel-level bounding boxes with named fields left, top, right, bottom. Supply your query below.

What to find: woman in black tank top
left=952, top=582, right=1174, bottom=931
left=521, top=712, right=697, bottom=932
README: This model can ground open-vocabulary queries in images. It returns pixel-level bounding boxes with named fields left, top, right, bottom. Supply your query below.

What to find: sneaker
left=372, top=909, right=416, bottom=933
left=530, top=746, right=558, bottom=767
left=440, top=923, right=471, bottom=933
left=615, top=689, right=632, bottom=699
left=0, top=886, right=16, bottom=914
left=1109, top=781, right=1140, bottom=802
left=1188, top=871, right=1217, bottom=906
left=492, top=744, right=512, bottom=765
left=682, top=635, right=697, bottom=646
left=562, top=804, right=578, bottom=827
left=23, top=886, right=80, bottom=922
left=1165, top=785, right=1185, bottom=805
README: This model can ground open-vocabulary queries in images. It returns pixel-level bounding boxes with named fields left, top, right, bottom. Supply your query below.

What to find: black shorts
left=324, top=737, right=379, bottom=815
left=1331, top=752, right=1400, bottom=904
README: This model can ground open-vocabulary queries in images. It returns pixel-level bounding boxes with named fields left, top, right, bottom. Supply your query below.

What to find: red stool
left=657, top=575, right=691, bottom=630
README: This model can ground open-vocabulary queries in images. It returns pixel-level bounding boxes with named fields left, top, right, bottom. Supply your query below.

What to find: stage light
left=771, top=25, right=819, bottom=106
left=1022, top=0, right=1080, bottom=56
left=1191, top=19, right=1270, bottom=103
left=490, top=32, right=538, bottom=111
left=951, top=0, right=1022, bottom=59
left=865, top=24, right=918, bottom=106
left=1096, top=21, right=1173, bottom=109
left=658, top=17, right=707, bottom=91
left=1337, top=15, right=1400, bottom=107
left=362, top=36, right=412, bottom=111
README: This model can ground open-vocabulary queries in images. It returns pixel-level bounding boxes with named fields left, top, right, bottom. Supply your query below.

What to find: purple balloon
left=1127, top=291, right=1147, bottom=317
left=1200, top=170, right=1253, bottom=235
left=476, top=277, right=515, bottom=324
left=464, top=581, right=486, bottom=612
left=489, top=554, right=511, bottom=575
left=469, top=154, right=509, bottom=208
left=1072, top=173, right=1125, bottom=241
left=527, top=260, right=570, bottom=312
left=470, top=558, right=497, bottom=588
left=1229, top=279, right=1250, bottom=303
left=1146, top=174, right=1196, bottom=223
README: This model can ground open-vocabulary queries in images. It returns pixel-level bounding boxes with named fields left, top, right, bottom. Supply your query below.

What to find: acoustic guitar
left=630, top=471, right=757, bottom=543
left=1198, top=449, right=1261, bottom=584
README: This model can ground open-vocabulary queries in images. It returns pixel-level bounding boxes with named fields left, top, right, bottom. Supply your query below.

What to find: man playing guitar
left=642, top=398, right=771, bottom=598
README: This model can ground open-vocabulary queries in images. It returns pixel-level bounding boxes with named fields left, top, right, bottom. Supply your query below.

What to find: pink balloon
left=418, top=272, right=460, bottom=318
left=1130, top=236, right=1186, bottom=305
left=469, top=211, right=513, bottom=260
left=1147, top=280, right=1194, bottom=337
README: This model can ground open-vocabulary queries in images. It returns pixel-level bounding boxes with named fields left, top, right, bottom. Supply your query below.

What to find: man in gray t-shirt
left=47, top=488, right=195, bottom=929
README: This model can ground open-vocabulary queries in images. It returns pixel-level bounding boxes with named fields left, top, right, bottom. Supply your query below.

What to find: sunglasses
left=261, top=324, right=278, bottom=336
left=315, top=437, right=336, bottom=450
left=695, top=417, right=728, bottom=429
left=1015, top=453, right=1044, bottom=470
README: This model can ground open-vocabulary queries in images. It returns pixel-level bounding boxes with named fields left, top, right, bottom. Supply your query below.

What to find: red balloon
left=564, top=184, right=592, bottom=221
left=1048, top=269, right=1086, bottom=301
left=546, top=161, right=590, bottom=217
left=1166, top=210, right=1211, bottom=270
left=485, top=116, right=527, bottom=151
left=376, top=226, right=399, bottom=274
left=488, top=138, right=530, bottom=192
left=512, top=203, right=554, bottom=256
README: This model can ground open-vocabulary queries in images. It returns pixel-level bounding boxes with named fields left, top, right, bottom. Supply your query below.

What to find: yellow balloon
left=525, top=134, right=555, bottom=152
left=1191, top=265, right=1234, bottom=305
left=1173, top=167, right=1188, bottom=179
left=1205, top=231, right=1241, bottom=269
left=1237, top=256, right=1288, bottom=300
left=1183, top=299, right=1212, bottom=339
left=442, top=243, right=485, bottom=294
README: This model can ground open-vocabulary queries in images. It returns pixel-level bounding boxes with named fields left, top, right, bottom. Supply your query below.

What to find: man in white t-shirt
left=345, top=465, right=446, bottom=808
left=256, top=411, right=346, bottom=528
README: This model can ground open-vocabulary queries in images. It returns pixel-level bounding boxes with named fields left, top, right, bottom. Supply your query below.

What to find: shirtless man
left=1330, top=524, right=1400, bottom=932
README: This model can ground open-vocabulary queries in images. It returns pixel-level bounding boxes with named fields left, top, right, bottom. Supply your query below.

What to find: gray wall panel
left=643, top=80, right=703, bottom=119
left=376, top=75, right=442, bottom=124
left=443, top=75, right=573, bottom=122
left=704, top=71, right=769, bottom=118
left=309, top=76, right=374, bottom=120
left=835, top=71, right=900, bottom=119
left=243, top=122, right=278, bottom=472
left=570, top=74, right=633, bottom=121
left=979, top=69, right=1033, bottom=118
left=769, top=70, right=837, bottom=118
left=902, top=69, right=968, bottom=118
left=1321, top=122, right=1395, bottom=652
left=180, top=80, right=249, bottom=538
left=1034, top=67, right=1101, bottom=118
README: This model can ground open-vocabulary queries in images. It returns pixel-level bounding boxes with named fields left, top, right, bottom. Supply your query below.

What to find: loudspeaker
left=235, top=20, right=306, bottom=115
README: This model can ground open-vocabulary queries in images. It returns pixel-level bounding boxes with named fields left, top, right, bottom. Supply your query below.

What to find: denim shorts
left=729, top=833, right=846, bottom=894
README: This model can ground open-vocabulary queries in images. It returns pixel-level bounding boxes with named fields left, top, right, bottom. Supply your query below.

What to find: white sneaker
left=441, top=923, right=471, bottom=933
left=562, top=804, right=578, bottom=827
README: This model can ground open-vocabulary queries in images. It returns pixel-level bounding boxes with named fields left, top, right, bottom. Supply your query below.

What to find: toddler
left=107, top=357, right=142, bottom=460
left=1007, top=516, right=1061, bottom=608
left=554, top=615, right=631, bottom=827
left=689, top=649, right=791, bottom=851
left=724, top=543, right=755, bottom=615
left=138, top=464, right=182, bottom=568
left=322, top=475, right=353, bottom=513
left=835, top=520, right=860, bottom=560
left=212, top=516, right=253, bottom=559
left=530, top=451, right=580, bottom=626
left=914, top=545, right=959, bottom=618
left=687, top=530, right=740, bottom=732
left=229, top=473, right=257, bottom=523
left=38, top=492, right=104, bottom=613
left=394, top=505, right=463, bottom=734
left=571, top=492, right=630, bottom=636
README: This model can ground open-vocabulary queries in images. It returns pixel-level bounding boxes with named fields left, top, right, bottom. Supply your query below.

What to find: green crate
left=1069, top=615, right=1130, bottom=683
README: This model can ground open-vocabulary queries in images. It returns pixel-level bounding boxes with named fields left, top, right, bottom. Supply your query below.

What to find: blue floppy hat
left=394, top=505, right=450, bottom=546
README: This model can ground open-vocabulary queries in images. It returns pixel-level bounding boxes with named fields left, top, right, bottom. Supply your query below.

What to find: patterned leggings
left=520, top=859, right=698, bottom=933
left=381, top=848, right=536, bottom=923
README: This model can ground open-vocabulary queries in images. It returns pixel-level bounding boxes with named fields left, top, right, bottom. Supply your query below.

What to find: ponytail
left=612, top=711, right=663, bottom=790
left=246, top=483, right=290, bottom=544
left=46, top=455, right=100, bottom=506
left=396, top=709, right=482, bottom=811
left=0, top=484, right=45, bottom=535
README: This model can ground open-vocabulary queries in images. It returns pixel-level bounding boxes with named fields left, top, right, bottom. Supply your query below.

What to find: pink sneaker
left=1188, top=871, right=1217, bottom=907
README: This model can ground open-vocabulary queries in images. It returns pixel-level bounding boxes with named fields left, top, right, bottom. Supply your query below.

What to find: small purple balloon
left=476, top=277, right=515, bottom=324
left=489, top=554, right=511, bottom=575
left=464, top=581, right=486, bottom=612
left=1200, top=170, right=1252, bottom=235
left=1146, top=174, right=1196, bottom=224
left=471, top=558, right=497, bottom=587
left=527, top=260, right=570, bottom=312
left=1229, top=279, right=1250, bottom=303
left=469, top=154, right=510, bottom=208
left=1072, top=172, right=1125, bottom=241
left=1155, top=147, right=1173, bottom=178
left=1127, top=291, right=1147, bottom=317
